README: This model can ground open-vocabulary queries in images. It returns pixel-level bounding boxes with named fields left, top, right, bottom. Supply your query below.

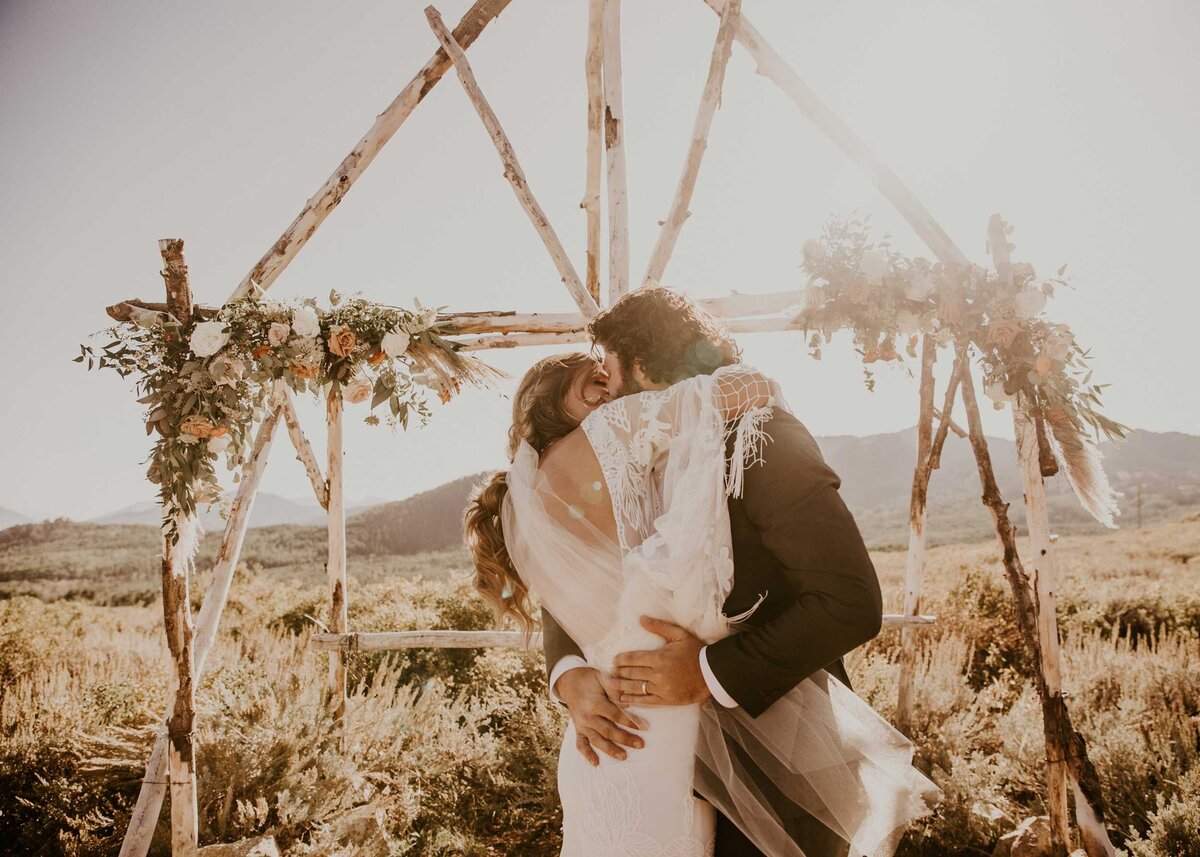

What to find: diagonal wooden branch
left=225, top=0, right=514, bottom=305
left=603, top=0, right=630, bottom=301
left=642, top=0, right=742, bottom=287
left=929, top=354, right=966, bottom=469
left=581, top=0, right=605, bottom=304
left=699, top=0, right=969, bottom=270
left=425, top=5, right=599, bottom=318
left=275, top=381, right=329, bottom=509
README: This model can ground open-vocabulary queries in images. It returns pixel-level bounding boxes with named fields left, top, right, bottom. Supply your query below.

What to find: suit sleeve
left=703, top=419, right=883, bottom=717
left=540, top=606, right=585, bottom=684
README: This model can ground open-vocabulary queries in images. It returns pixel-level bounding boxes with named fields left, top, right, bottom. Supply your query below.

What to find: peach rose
left=345, top=375, right=373, bottom=405
left=291, top=362, right=318, bottom=380
left=1035, top=354, right=1053, bottom=375
left=179, top=415, right=216, bottom=438
left=987, top=317, right=1022, bottom=349
left=328, top=324, right=357, bottom=358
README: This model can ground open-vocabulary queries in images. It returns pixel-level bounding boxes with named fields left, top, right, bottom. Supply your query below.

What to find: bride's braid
left=464, top=352, right=600, bottom=636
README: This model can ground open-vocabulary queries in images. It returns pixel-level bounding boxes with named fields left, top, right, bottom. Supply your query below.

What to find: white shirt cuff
left=700, top=646, right=739, bottom=708
left=548, top=655, right=590, bottom=704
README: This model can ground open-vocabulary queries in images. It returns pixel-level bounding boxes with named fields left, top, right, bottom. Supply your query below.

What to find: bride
left=464, top=351, right=939, bottom=856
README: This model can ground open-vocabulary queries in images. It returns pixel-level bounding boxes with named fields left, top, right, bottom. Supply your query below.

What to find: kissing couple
left=465, top=287, right=941, bottom=856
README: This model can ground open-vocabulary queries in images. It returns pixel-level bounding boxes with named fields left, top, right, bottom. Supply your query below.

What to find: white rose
left=859, top=250, right=890, bottom=285
left=1014, top=288, right=1047, bottom=319
left=381, top=328, right=411, bottom=358
left=268, top=321, right=290, bottom=347
left=904, top=270, right=936, bottom=302
left=894, top=310, right=920, bottom=335
left=207, top=434, right=232, bottom=454
left=292, top=305, right=321, bottom=338
left=189, top=321, right=231, bottom=358
left=209, top=354, right=245, bottom=387
left=802, top=239, right=827, bottom=263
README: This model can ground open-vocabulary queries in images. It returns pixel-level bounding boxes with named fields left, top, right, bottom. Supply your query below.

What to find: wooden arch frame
left=107, top=3, right=1117, bottom=855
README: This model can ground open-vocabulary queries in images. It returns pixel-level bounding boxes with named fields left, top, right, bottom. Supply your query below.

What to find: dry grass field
left=1, top=513, right=1197, bottom=856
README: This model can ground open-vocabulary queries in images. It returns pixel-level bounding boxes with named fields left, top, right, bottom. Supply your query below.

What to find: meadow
left=1, top=514, right=1198, bottom=856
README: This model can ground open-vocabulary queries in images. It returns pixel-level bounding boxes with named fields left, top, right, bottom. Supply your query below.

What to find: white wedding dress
left=502, top=365, right=939, bottom=857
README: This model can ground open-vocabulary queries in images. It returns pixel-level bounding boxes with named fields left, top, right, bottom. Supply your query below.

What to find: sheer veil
left=502, top=366, right=941, bottom=856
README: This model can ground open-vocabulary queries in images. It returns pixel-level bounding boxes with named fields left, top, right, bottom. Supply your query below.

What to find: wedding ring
left=641, top=680, right=648, bottom=696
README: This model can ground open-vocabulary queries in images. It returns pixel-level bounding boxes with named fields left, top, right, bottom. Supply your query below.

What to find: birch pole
left=697, top=0, right=969, bottom=271
left=603, top=0, right=630, bottom=300
left=120, top=407, right=283, bottom=857
left=642, top=0, right=742, bottom=287
left=157, top=239, right=198, bottom=857
left=989, top=215, right=1115, bottom=857
left=896, top=335, right=935, bottom=733
left=226, top=0, right=514, bottom=304
left=425, top=6, right=599, bottom=318
left=582, top=0, right=605, bottom=305
left=326, top=385, right=349, bottom=721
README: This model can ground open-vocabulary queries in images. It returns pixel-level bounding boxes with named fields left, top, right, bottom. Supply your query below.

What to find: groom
left=542, top=287, right=884, bottom=857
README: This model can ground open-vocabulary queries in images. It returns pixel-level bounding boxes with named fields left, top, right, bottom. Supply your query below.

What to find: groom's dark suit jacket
left=540, top=408, right=883, bottom=857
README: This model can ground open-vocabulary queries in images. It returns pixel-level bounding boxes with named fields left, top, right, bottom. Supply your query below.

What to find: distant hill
left=343, top=428, right=1200, bottom=551
left=348, top=472, right=491, bottom=555
left=55, top=428, right=1200, bottom=555
left=0, top=506, right=32, bottom=531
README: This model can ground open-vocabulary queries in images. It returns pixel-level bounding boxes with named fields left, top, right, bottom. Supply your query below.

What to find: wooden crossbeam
left=426, top=5, right=600, bottom=318
left=225, top=0, right=515, bottom=304
left=642, top=0, right=741, bottom=286
left=309, top=614, right=937, bottom=653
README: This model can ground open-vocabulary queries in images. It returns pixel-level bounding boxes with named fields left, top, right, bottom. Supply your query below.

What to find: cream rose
left=268, top=321, right=291, bottom=347
left=292, top=305, right=321, bottom=338
left=207, top=434, right=232, bottom=454
left=859, top=250, right=889, bottom=285
left=1014, top=288, right=1047, bottom=319
left=345, top=375, right=373, bottom=405
left=189, top=321, right=231, bottom=358
left=381, top=328, right=411, bottom=359
left=904, top=270, right=936, bottom=302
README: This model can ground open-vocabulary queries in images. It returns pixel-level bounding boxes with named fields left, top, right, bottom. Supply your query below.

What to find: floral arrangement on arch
left=77, top=290, right=501, bottom=543
left=793, top=217, right=1127, bottom=524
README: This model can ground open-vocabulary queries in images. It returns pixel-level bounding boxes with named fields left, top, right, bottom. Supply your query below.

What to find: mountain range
left=5, top=428, right=1196, bottom=550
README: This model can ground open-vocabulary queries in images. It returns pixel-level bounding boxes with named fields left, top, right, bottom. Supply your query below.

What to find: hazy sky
left=1, top=0, right=1197, bottom=521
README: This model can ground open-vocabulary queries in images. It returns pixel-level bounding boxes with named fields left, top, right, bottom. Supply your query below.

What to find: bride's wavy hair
left=464, top=352, right=600, bottom=636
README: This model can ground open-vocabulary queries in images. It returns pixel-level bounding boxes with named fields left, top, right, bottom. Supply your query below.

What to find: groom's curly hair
left=588, top=286, right=740, bottom=384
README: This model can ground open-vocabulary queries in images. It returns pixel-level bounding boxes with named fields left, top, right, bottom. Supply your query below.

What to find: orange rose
left=209, top=426, right=229, bottom=437
left=367, top=349, right=387, bottom=367
left=328, top=324, right=357, bottom=358
left=252, top=344, right=271, bottom=359
left=291, top=363, right=319, bottom=380
left=179, top=415, right=216, bottom=438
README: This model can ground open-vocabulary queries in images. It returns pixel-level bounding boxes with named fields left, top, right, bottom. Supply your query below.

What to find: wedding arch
left=89, top=2, right=1127, bottom=855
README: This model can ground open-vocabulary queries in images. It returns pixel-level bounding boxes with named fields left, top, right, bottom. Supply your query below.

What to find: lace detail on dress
left=582, top=388, right=674, bottom=551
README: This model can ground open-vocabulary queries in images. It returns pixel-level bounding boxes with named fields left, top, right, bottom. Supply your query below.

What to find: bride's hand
left=555, top=667, right=649, bottom=766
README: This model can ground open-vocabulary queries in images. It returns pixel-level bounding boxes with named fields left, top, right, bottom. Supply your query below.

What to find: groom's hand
left=607, top=616, right=710, bottom=706
left=555, top=667, right=648, bottom=766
